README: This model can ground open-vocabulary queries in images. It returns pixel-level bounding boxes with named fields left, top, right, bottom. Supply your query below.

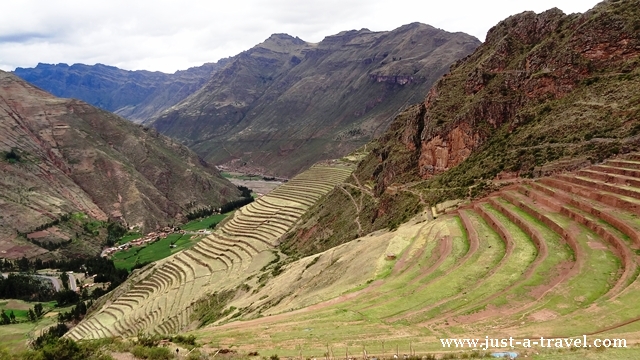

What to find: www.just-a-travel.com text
left=440, top=335, right=627, bottom=351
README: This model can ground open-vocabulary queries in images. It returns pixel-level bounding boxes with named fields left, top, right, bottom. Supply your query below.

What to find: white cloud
left=0, top=0, right=602, bottom=73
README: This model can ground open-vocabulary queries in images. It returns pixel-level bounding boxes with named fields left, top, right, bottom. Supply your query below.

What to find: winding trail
left=338, top=185, right=363, bottom=234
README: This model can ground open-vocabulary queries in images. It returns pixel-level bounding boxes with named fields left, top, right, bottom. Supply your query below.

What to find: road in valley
left=39, top=275, right=62, bottom=292
left=68, top=273, right=77, bottom=291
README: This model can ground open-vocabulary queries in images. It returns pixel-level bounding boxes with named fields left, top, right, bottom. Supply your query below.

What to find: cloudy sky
left=0, top=0, right=602, bottom=73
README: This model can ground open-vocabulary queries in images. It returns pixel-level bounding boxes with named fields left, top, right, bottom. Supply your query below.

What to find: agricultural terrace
left=184, top=153, right=640, bottom=356
left=65, top=163, right=354, bottom=340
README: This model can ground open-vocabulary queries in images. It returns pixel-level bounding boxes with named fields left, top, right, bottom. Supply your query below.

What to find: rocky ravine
left=0, top=70, right=241, bottom=259
left=149, top=24, right=481, bottom=177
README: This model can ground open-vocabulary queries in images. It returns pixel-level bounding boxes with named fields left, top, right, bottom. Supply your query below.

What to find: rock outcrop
left=370, top=0, right=640, bottom=192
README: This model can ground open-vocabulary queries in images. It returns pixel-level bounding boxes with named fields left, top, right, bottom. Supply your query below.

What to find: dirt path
left=338, top=186, right=362, bottom=234
left=350, top=173, right=375, bottom=198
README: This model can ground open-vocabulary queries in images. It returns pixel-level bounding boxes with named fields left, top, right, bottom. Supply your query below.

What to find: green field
left=111, top=213, right=230, bottom=270
left=181, top=213, right=229, bottom=231
left=0, top=300, right=67, bottom=350
left=112, top=234, right=195, bottom=271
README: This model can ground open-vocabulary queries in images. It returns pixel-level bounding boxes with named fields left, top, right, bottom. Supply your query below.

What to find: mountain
left=148, top=24, right=481, bottom=177
left=282, top=0, right=640, bottom=257
left=12, top=61, right=227, bottom=123
left=0, top=70, right=241, bottom=259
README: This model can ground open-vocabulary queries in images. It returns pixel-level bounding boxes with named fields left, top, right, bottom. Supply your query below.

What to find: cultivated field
left=184, top=153, right=640, bottom=356
left=65, top=163, right=354, bottom=340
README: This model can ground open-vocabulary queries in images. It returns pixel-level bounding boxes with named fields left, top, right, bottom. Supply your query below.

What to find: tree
left=55, top=289, right=79, bottom=307
left=8, top=311, right=15, bottom=324
left=17, top=256, right=30, bottom=272
left=34, top=303, right=44, bottom=318
left=59, top=272, right=69, bottom=290
left=4, top=148, right=20, bottom=163
left=28, top=309, right=37, bottom=322
left=0, top=310, right=10, bottom=325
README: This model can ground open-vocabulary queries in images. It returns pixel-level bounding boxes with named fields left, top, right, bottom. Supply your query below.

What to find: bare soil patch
left=529, top=309, right=559, bottom=321
left=4, top=300, right=31, bottom=310
left=587, top=241, right=608, bottom=250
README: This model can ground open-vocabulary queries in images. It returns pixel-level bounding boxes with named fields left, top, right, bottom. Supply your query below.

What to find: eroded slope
left=0, top=71, right=240, bottom=258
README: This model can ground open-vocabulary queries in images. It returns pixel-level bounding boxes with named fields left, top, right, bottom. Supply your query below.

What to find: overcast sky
left=0, top=0, right=603, bottom=73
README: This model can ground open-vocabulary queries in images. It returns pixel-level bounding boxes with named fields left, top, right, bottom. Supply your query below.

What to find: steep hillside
left=192, top=152, right=640, bottom=356
left=284, top=0, right=640, bottom=257
left=13, top=62, right=225, bottom=123
left=0, top=70, right=241, bottom=259
left=149, top=25, right=480, bottom=177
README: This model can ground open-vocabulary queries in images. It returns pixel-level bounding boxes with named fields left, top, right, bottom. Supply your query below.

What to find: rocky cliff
left=0, top=71, right=241, bottom=259
left=370, top=0, right=640, bottom=194
left=149, top=25, right=481, bottom=177
left=282, top=0, right=640, bottom=257
left=13, top=62, right=225, bottom=123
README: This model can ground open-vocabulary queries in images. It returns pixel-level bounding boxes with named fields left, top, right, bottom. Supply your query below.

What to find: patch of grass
left=181, top=213, right=229, bottom=231
left=131, top=345, right=173, bottom=360
left=192, top=290, right=237, bottom=326
left=221, top=172, right=264, bottom=181
left=112, top=234, right=194, bottom=271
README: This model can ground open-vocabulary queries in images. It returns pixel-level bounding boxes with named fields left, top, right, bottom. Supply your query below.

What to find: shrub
left=187, top=349, right=205, bottom=360
left=171, top=334, right=197, bottom=346
left=136, top=333, right=162, bottom=347
left=4, top=148, right=20, bottom=163
left=131, top=345, right=173, bottom=360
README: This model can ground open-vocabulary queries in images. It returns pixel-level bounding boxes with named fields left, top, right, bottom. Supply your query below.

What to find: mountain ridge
left=148, top=23, right=480, bottom=177
left=12, top=60, right=228, bottom=123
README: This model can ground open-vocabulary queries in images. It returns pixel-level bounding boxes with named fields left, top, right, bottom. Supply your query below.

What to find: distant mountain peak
left=257, top=33, right=308, bottom=51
